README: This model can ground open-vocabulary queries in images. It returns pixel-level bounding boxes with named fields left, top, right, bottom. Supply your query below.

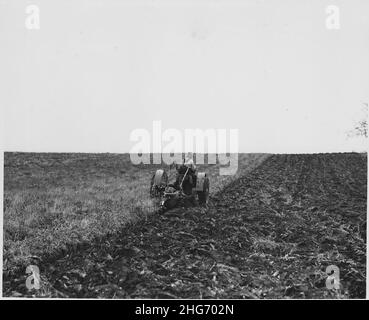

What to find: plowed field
left=3, top=153, right=367, bottom=299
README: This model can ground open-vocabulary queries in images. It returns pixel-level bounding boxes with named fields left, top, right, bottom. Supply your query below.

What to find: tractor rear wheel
left=197, top=177, right=209, bottom=205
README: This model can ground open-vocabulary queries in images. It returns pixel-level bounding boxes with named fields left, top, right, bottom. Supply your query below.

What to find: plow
left=150, top=163, right=209, bottom=212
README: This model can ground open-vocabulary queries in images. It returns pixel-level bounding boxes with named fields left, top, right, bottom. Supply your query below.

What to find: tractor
left=150, top=163, right=209, bottom=212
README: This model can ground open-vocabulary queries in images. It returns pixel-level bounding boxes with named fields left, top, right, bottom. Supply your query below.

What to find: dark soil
left=3, top=153, right=367, bottom=299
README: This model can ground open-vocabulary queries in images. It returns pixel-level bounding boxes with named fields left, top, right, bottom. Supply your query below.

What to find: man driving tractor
left=150, top=152, right=209, bottom=211
left=173, top=153, right=197, bottom=194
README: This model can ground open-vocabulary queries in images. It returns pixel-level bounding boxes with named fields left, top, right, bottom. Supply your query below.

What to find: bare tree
left=348, top=103, right=368, bottom=138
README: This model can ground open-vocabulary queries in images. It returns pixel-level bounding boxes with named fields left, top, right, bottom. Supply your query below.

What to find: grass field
left=3, top=152, right=268, bottom=275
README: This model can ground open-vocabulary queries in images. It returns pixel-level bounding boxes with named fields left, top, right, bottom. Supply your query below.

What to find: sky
left=0, top=0, right=368, bottom=153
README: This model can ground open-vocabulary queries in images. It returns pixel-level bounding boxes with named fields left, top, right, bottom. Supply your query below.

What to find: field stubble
left=3, top=153, right=268, bottom=275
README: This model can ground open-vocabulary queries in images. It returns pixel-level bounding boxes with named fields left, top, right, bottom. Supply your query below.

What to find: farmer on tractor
left=174, top=153, right=197, bottom=194
left=150, top=152, right=209, bottom=211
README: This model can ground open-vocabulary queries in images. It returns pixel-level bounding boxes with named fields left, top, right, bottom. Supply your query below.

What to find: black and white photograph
left=0, top=0, right=368, bottom=304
